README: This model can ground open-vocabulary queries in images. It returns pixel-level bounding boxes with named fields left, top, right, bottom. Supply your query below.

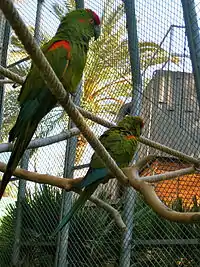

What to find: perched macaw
left=54, top=115, right=144, bottom=234
left=0, top=9, right=101, bottom=199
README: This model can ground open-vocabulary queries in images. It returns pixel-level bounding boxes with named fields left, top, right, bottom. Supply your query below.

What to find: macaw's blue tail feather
left=76, top=167, right=108, bottom=189
left=52, top=182, right=98, bottom=235
left=52, top=168, right=108, bottom=235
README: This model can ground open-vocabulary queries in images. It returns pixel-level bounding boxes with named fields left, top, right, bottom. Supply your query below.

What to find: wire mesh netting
left=0, top=0, right=200, bottom=266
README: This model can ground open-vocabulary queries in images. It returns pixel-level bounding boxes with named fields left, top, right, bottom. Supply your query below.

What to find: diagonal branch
left=138, top=137, right=200, bottom=166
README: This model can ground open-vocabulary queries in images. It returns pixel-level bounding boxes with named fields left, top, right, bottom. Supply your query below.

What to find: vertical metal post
left=0, top=19, right=10, bottom=132
left=119, top=1, right=142, bottom=266
left=55, top=2, right=84, bottom=266
left=75, top=0, right=84, bottom=9
left=11, top=151, right=30, bottom=266
left=11, top=1, right=44, bottom=265
left=34, top=0, right=44, bottom=44
left=181, top=0, right=200, bottom=109
left=55, top=85, right=83, bottom=267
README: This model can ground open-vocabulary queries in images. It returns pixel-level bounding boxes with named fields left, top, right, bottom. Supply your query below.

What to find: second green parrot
left=0, top=9, right=101, bottom=199
left=54, top=115, right=144, bottom=234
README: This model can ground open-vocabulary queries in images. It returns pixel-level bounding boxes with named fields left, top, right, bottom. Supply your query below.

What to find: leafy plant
left=1, top=188, right=200, bottom=267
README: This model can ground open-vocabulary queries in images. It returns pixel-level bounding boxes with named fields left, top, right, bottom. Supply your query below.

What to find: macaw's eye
left=89, top=18, right=94, bottom=24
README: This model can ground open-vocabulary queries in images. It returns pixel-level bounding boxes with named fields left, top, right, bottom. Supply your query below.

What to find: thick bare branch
left=0, top=161, right=78, bottom=190
left=1, top=157, right=200, bottom=224
left=0, top=161, right=125, bottom=230
left=123, top=167, right=200, bottom=224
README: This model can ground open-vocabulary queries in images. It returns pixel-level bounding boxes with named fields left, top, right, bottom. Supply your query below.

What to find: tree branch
left=1, top=158, right=200, bottom=225
left=140, top=166, right=195, bottom=183
left=138, top=137, right=200, bottom=166
left=123, top=165, right=200, bottom=224
left=0, top=161, right=126, bottom=230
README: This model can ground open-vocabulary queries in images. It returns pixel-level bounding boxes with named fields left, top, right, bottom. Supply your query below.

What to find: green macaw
left=0, top=9, right=101, bottom=199
left=53, top=115, right=144, bottom=234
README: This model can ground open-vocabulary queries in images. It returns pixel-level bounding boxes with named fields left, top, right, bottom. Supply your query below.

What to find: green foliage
left=1, top=188, right=200, bottom=266
left=0, top=203, right=16, bottom=266
left=1, top=87, right=20, bottom=141
left=0, top=186, right=121, bottom=266
left=67, top=205, right=121, bottom=266
left=0, top=186, right=62, bottom=266
left=131, top=196, right=200, bottom=267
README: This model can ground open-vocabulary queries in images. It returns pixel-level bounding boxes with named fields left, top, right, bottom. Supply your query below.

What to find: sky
left=0, top=0, right=200, bottom=205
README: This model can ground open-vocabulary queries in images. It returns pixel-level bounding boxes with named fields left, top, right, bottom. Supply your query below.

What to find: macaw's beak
left=94, top=24, right=101, bottom=40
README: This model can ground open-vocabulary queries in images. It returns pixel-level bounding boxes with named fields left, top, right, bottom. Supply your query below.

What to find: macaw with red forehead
left=0, top=9, right=101, bottom=199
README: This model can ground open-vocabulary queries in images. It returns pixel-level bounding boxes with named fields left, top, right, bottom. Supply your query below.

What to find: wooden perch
left=123, top=161, right=200, bottom=224
left=1, top=156, right=200, bottom=225
left=0, top=161, right=80, bottom=190
left=0, top=161, right=126, bottom=230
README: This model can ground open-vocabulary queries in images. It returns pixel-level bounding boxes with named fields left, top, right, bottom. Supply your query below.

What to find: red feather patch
left=86, top=9, right=100, bottom=25
left=48, top=40, right=71, bottom=59
left=78, top=18, right=86, bottom=23
left=126, top=135, right=137, bottom=140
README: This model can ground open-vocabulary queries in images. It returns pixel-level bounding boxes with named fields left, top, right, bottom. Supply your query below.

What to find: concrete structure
left=141, top=70, right=200, bottom=158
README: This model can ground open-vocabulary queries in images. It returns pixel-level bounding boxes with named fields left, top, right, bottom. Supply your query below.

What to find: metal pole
left=0, top=19, right=10, bottom=134
left=34, top=0, right=44, bottom=44
left=55, top=84, right=83, bottom=267
left=181, top=0, right=200, bottom=109
left=11, top=151, right=30, bottom=266
left=75, top=0, right=84, bottom=9
left=11, top=1, right=44, bottom=265
left=55, top=2, right=84, bottom=266
left=119, top=1, right=142, bottom=266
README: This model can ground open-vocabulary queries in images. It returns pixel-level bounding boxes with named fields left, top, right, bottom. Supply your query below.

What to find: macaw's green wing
left=18, top=40, right=71, bottom=106
left=0, top=41, right=72, bottom=199
left=90, top=127, right=137, bottom=169
left=9, top=41, right=72, bottom=142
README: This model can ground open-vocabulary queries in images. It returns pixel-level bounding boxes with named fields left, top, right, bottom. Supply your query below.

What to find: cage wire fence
left=0, top=0, right=200, bottom=266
